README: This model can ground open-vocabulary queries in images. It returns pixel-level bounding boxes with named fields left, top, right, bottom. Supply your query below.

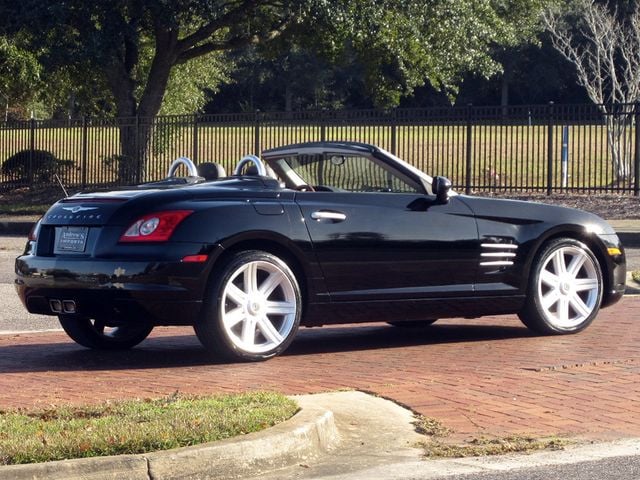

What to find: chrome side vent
left=480, top=243, right=518, bottom=267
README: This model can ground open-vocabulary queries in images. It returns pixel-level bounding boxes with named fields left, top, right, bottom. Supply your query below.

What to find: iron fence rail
left=1, top=103, right=639, bottom=195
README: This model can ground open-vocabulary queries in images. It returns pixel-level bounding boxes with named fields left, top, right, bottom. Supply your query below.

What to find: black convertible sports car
left=15, top=141, right=626, bottom=360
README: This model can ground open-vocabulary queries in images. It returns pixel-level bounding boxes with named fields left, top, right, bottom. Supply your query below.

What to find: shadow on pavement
left=0, top=321, right=534, bottom=374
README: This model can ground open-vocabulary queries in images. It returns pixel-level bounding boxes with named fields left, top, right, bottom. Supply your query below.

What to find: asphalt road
left=1, top=235, right=60, bottom=332
left=439, top=456, right=640, bottom=480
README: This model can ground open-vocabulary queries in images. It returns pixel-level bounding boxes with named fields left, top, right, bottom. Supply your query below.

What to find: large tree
left=4, top=0, right=547, bottom=180
left=544, top=0, right=640, bottom=181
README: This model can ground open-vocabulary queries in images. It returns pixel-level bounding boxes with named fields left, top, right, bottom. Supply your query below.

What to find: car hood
left=457, top=195, right=617, bottom=235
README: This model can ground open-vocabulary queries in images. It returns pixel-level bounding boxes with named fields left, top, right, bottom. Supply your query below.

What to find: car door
left=296, top=192, right=478, bottom=303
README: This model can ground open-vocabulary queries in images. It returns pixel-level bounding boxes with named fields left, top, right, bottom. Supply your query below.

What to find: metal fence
left=1, top=103, right=639, bottom=195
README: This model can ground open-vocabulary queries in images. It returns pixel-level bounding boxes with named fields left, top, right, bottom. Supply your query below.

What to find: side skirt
left=302, top=295, right=526, bottom=327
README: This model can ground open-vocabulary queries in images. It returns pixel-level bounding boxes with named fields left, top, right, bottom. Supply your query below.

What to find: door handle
left=311, top=211, right=347, bottom=222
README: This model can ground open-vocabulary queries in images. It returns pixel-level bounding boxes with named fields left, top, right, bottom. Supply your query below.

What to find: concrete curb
left=0, top=403, right=339, bottom=480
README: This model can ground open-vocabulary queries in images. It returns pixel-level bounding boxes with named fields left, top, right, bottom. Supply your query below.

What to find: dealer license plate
left=55, top=226, right=89, bottom=253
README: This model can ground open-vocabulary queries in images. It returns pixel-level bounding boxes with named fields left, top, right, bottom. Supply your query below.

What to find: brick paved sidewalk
left=1, top=296, right=639, bottom=442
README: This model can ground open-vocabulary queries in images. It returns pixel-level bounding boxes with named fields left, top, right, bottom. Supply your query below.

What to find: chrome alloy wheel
left=220, top=260, right=298, bottom=354
left=536, top=245, right=601, bottom=329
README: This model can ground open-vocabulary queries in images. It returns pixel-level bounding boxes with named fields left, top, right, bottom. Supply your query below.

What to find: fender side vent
left=480, top=243, right=518, bottom=267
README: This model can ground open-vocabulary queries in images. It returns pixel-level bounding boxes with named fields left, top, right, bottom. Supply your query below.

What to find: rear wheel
left=519, top=238, right=603, bottom=334
left=195, top=250, right=302, bottom=361
left=58, top=315, right=153, bottom=350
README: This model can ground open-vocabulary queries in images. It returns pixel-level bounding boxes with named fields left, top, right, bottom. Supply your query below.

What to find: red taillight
left=119, top=210, right=193, bottom=243
left=28, top=219, right=42, bottom=241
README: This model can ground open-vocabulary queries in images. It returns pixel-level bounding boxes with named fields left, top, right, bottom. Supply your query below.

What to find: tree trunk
left=606, top=115, right=631, bottom=182
left=106, top=29, right=177, bottom=184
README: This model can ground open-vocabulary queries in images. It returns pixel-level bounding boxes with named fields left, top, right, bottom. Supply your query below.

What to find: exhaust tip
left=49, top=299, right=62, bottom=313
left=62, top=300, right=77, bottom=314
left=49, top=299, right=77, bottom=314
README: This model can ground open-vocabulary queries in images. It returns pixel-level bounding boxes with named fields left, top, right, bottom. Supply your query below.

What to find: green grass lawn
left=0, top=392, right=298, bottom=466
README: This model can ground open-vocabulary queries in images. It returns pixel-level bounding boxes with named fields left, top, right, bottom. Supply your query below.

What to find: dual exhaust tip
left=49, top=299, right=77, bottom=314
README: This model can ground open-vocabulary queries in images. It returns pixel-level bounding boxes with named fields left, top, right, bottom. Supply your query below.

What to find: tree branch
left=176, top=0, right=262, bottom=51
left=176, top=16, right=291, bottom=64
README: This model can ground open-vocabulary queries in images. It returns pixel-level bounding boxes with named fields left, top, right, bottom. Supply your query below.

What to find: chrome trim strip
left=481, top=252, right=517, bottom=257
left=480, top=261, right=514, bottom=266
left=480, top=243, right=518, bottom=249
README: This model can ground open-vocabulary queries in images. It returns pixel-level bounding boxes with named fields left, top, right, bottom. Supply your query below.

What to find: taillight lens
left=119, top=210, right=193, bottom=242
left=28, top=219, right=42, bottom=241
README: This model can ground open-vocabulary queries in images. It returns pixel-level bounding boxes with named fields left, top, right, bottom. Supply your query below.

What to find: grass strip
left=0, top=391, right=298, bottom=466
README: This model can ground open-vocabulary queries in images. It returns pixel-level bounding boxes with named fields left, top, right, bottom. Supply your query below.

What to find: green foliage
left=1, top=150, right=74, bottom=182
left=3, top=0, right=549, bottom=117
left=0, top=392, right=298, bottom=465
left=160, top=53, right=231, bottom=115
left=0, top=35, right=41, bottom=116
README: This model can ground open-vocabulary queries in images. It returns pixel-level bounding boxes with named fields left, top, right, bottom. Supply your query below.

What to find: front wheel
left=519, top=238, right=603, bottom=334
left=58, top=315, right=153, bottom=350
left=195, top=251, right=302, bottom=361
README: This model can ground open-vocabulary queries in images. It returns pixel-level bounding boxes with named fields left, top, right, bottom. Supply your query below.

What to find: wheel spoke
left=241, top=317, right=257, bottom=345
left=566, top=254, right=586, bottom=278
left=257, top=315, right=284, bottom=345
left=259, top=271, right=284, bottom=298
left=551, top=250, right=566, bottom=275
left=557, top=297, right=570, bottom=323
left=569, top=293, right=592, bottom=319
left=573, top=278, right=599, bottom=292
left=243, top=262, right=259, bottom=294
left=226, top=283, right=247, bottom=306
left=265, top=300, right=297, bottom=316
left=540, top=269, right=560, bottom=288
left=541, top=289, right=560, bottom=310
left=222, top=307, right=245, bottom=329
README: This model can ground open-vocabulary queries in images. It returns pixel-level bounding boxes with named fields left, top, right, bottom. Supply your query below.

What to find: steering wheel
left=233, top=155, right=267, bottom=176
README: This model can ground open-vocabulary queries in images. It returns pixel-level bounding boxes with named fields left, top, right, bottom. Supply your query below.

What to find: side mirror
left=432, top=176, right=452, bottom=203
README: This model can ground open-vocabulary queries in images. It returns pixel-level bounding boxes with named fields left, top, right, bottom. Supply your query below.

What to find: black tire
left=387, top=319, right=438, bottom=327
left=518, top=238, right=603, bottom=335
left=194, top=250, right=302, bottom=361
left=58, top=315, right=153, bottom=350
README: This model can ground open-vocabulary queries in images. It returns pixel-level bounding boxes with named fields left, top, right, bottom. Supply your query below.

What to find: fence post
left=192, top=114, right=199, bottom=163
left=81, top=116, right=88, bottom=188
left=254, top=111, right=261, bottom=155
left=465, top=104, right=473, bottom=195
left=28, top=115, right=35, bottom=185
left=634, top=102, right=640, bottom=196
left=390, top=109, right=397, bottom=155
left=546, top=102, right=554, bottom=196
left=320, top=110, right=326, bottom=142
left=134, top=115, right=140, bottom=184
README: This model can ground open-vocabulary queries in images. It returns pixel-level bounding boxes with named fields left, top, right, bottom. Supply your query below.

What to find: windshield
left=270, top=152, right=423, bottom=193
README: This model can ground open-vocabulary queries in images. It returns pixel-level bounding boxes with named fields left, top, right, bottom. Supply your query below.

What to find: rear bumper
left=15, top=252, right=217, bottom=325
